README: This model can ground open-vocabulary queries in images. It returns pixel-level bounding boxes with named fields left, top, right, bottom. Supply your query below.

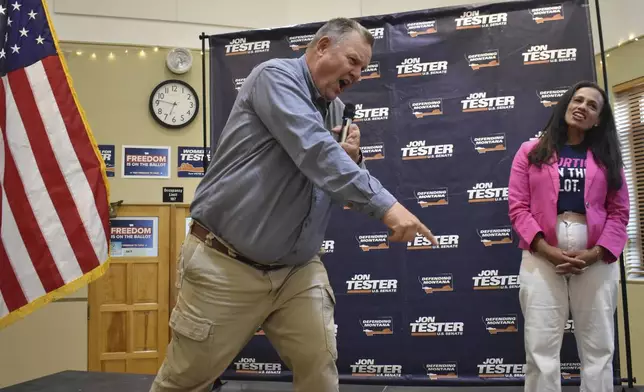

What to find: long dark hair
left=528, top=81, right=623, bottom=190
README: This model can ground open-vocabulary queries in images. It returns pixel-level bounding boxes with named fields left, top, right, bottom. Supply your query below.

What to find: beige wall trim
left=613, top=76, right=644, bottom=94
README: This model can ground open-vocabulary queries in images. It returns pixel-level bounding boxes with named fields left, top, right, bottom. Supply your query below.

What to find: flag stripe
left=27, top=60, right=108, bottom=265
left=2, top=75, right=73, bottom=288
left=8, top=68, right=99, bottom=276
left=0, top=239, right=28, bottom=312
left=42, top=56, right=110, bottom=245
left=1, top=78, right=44, bottom=308
left=0, top=101, right=47, bottom=303
left=2, top=185, right=47, bottom=302
left=1, top=143, right=64, bottom=292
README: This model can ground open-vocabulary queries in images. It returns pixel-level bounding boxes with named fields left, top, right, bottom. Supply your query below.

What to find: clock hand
left=169, top=102, right=177, bottom=116
left=157, top=99, right=174, bottom=105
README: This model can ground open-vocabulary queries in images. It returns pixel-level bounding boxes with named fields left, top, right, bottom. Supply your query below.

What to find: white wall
left=47, top=0, right=644, bottom=53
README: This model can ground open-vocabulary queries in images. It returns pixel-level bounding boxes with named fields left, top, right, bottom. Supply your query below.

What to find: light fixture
left=91, top=53, right=97, bottom=59
left=125, top=49, right=129, bottom=53
left=629, top=33, right=636, bottom=40
left=139, top=50, right=146, bottom=58
left=76, top=50, right=82, bottom=56
left=108, top=52, right=115, bottom=60
left=154, top=47, right=159, bottom=52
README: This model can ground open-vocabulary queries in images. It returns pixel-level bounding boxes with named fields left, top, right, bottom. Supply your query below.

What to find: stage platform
left=1, top=371, right=640, bottom=392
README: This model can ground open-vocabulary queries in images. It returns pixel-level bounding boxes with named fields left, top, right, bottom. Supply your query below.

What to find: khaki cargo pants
left=150, top=233, right=339, bottom=392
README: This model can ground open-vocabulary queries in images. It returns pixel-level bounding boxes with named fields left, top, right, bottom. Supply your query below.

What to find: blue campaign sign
left=122, top=145, right=171, bottom=178
left=98, top=144, right=115, bottom=177
left=109, top=217, right=159, bottom=257
left=177, top=146, right=210, bottom=178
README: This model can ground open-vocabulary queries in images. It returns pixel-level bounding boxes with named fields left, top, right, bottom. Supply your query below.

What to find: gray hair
left=306, top=18, right=374, bottom=50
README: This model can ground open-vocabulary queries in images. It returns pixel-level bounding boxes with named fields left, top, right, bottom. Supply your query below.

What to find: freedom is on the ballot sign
left=122, top=145, right=171, bottom=178
left=109, top=217, right=159, bottom=258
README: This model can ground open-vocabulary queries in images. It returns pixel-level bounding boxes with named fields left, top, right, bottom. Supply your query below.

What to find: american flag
left=0, top=0, right=110, bottom=328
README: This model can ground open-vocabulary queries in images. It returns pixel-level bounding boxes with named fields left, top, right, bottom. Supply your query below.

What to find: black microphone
left=340, top=103, right=355, bottom=143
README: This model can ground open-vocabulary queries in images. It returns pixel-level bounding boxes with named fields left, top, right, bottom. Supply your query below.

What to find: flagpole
left=594, top=0, right=636, bottom=388
left=199, top=33, right=210, bottom=173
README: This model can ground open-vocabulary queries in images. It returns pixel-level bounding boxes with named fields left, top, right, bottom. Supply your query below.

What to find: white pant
left=519, top=212, right=619, bottom=392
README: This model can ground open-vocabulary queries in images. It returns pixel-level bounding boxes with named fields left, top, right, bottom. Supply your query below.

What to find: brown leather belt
left=189, top=221, right=287, bottom=272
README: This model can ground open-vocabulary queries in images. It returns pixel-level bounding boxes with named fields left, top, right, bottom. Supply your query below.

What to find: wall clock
left=149, top=79, right=199, bottom=129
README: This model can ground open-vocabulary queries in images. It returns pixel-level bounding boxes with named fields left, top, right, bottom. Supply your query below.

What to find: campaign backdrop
left=207, top=0, right=616, bottom=385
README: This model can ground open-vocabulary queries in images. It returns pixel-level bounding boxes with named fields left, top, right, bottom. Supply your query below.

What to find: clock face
left=149, top=80, right=199, bottom=129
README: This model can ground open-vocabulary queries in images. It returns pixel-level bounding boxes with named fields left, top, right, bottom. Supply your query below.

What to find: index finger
left=418, top=224, right=437, bottom=245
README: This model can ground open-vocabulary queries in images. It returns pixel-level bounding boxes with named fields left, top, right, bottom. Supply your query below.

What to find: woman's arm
left=508, top=143, right=544, bottom=247
left=595, top=168, right=630, bottom=262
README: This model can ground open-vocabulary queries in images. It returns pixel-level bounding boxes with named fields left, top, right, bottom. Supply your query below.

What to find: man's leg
left=150, top=237, right=274, bottom=392
left=261, top=258, right=339, bottom=392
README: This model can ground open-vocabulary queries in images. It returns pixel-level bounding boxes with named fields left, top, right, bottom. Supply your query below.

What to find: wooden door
left=88, top=205, right=170, bottom=374
left=170, top=205, right=191, bottom=312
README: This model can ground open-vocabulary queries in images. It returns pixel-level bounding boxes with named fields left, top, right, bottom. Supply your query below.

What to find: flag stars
left=0, top=49, right=5, bottom=59
left=28, top=9, right=37, bottom=19
left=0, top=5, right=6, bottom=14
left=19, top=28, right=28, bottom=37
left=7, top=17, right=12, bottom=26
left=10, top=44, right=20, bottom=54
left=36, top=35, right=44, bottom=44
left=11, top=1, right=21, bottom=11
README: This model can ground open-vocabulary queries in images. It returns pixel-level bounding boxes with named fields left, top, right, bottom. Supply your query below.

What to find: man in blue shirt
left=151, top=17, right=436, bottom=392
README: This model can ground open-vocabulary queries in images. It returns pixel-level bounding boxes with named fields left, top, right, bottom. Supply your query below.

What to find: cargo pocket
left=164, top=308, right=214, bottom=387
left=170, top=308, right=212, bottom=341
left=321, top=285, right=337, bottom=360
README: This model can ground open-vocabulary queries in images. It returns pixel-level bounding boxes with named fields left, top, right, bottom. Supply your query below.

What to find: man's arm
left=250, top=65, right=397, bottom=219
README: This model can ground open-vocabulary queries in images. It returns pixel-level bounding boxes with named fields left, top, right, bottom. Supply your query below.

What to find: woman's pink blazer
left=508, top=139, right=630, bottom=262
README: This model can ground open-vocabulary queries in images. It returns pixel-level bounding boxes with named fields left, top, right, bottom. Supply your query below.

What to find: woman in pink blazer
left=508, top=81, right=629, bottom=392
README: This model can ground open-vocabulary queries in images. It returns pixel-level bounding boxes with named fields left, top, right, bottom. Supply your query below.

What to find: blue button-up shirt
left=190, top=55, right=397, bottom=265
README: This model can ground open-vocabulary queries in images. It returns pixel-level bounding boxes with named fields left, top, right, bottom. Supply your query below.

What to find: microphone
left=339, top=103, right=355, bottom=143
